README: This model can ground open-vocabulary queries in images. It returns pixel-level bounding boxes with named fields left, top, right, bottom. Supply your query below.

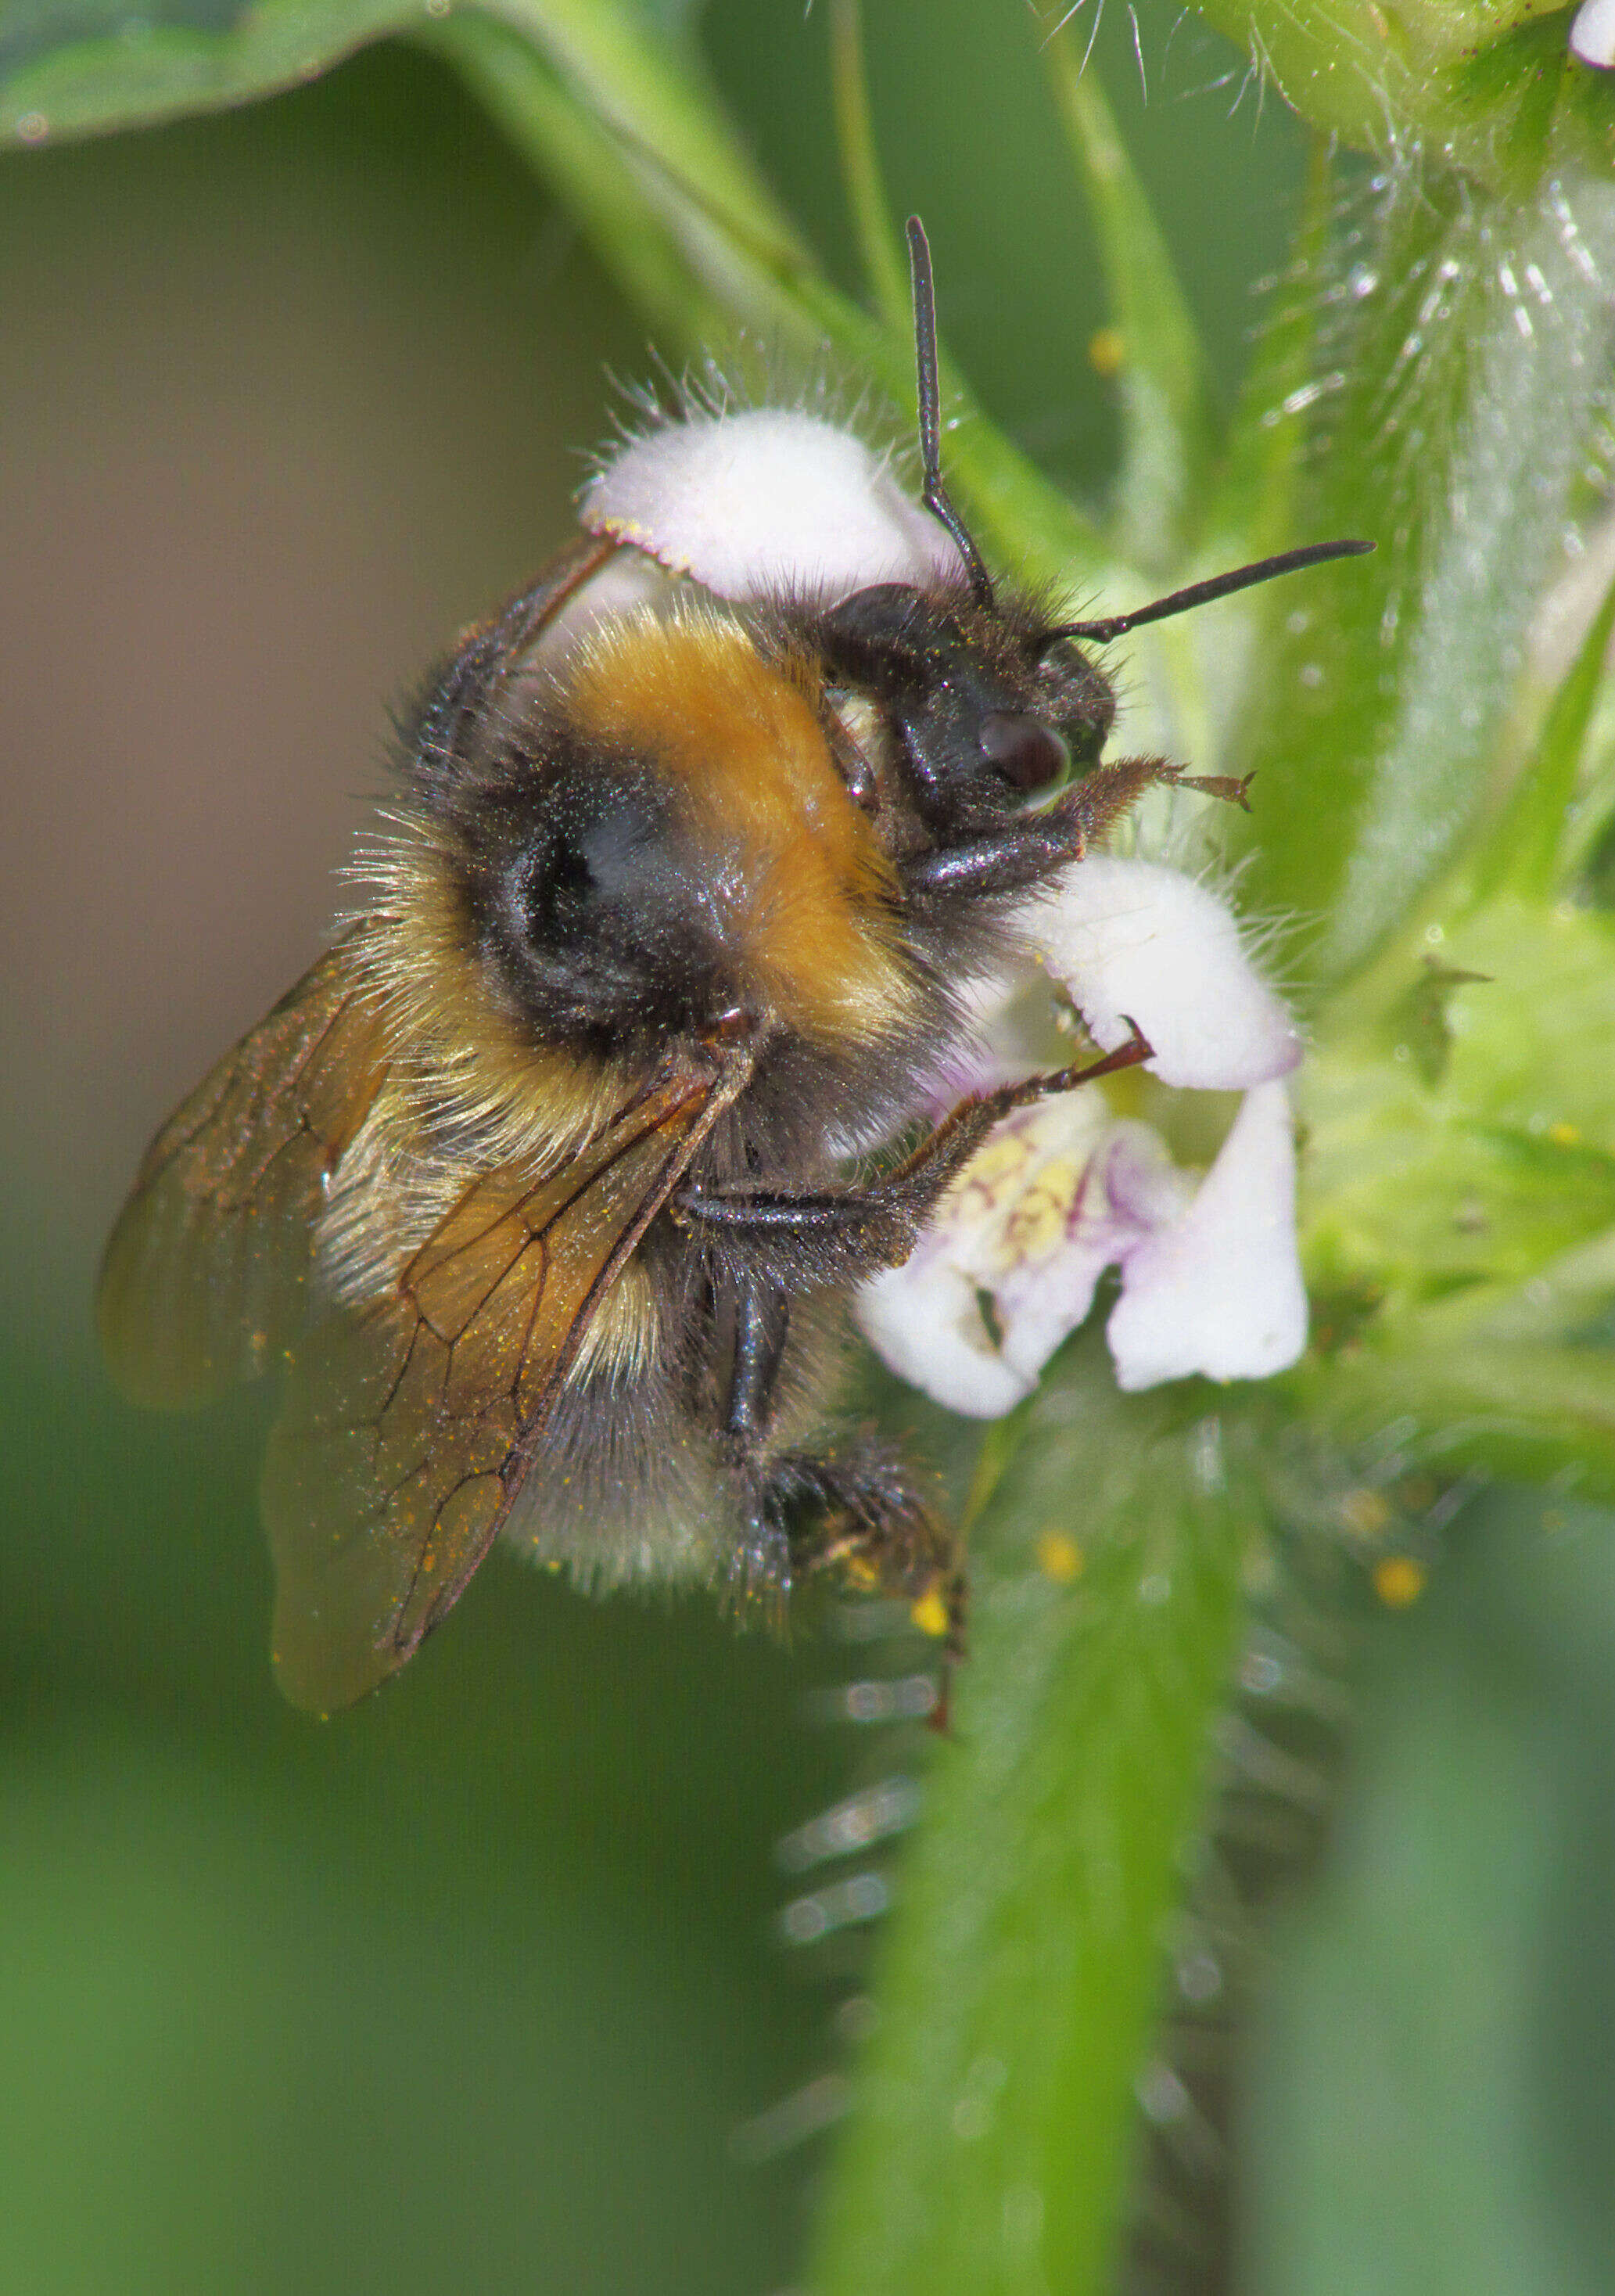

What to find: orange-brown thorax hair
left=561, top=610, right=915, bottom=1048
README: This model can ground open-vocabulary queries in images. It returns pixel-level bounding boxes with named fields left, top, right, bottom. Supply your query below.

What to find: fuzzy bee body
left=100, top=226, right=1367, bottom=1712
left=99, top=488, right=1158, bottom=1710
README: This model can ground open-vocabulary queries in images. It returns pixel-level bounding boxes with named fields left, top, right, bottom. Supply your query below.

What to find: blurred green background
left=3, top=3, right=1613, bottom=2289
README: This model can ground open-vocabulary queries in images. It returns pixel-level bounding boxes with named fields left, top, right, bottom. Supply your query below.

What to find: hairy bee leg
left=712, top=1271, right=796, bottom=1597
left=899, top=816, right=1082, bottom=900
left=673, top=1028, right=1152, bottom=1281
left=766, top=1442, right=957, bottom=1613
left=899, top=756, right=1188, bottom=900
left=411, top=534, right=615, bottom=788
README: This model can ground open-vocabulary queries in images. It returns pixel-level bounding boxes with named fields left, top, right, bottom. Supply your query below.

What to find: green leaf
left=0, top=0, right=421, bottom=140
left=1204, top=138, right=1333, bottom=573
left=812, top=1354, right=1251, bottom=2296
left=1175, top=140, right=1334, bottom=778
left=1297, top=1324, right=1615, bottom=1506
left=1187, top=0, right=1615, bottom=196
left=1466, top=550, right=1615, bottom=908
left=1225, top=168, right=1615, bottom=989
left=0, top=0, right=803, bottom=278
left=1041, top=23, right=1215, bottom=572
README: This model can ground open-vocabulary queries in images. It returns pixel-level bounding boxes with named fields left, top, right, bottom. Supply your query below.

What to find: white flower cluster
left=583, top=408, right=1309, bottom=1417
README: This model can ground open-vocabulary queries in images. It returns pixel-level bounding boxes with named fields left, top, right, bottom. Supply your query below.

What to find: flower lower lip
left=856, top=856, right=1308, bottom=1410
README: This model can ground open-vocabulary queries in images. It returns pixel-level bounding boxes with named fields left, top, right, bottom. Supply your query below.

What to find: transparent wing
left=98, top=940, right=387, bottom=1408
left=261, top=1070, right=723, bottom=1713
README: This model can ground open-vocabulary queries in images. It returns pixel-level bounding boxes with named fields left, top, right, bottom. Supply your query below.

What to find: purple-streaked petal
left=1020, top=855, right=1302, bottom=1089
left=992, top=1120, right=1187, bottom=1385
left=1105, top=1080, right=1307, bottom=1391
left=855, top=1098, right=1103, bottom=1417
left=580, top=411, right=960, bottom=602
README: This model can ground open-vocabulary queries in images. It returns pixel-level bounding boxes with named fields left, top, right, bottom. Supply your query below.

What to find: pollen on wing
left=561, top=608, right=917, bottom=1048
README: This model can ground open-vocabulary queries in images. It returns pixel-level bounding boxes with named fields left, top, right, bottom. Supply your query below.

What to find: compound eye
left=978, top=712, right=1071, bottom=795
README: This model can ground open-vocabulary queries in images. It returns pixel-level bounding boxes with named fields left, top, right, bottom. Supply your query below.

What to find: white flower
left=1104, top=1079, right=1306, bottom=1391
left=580, top=408, right=960, bottom=598
left=1571, top=0, right=1615, bottom=67
left=855, top=861, right=1308, bottom=1412
left=1020, top=855, right=1301, bottom=1090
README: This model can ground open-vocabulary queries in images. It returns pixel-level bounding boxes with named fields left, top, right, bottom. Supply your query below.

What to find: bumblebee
left=99, top=223, right=1366, bottom=1712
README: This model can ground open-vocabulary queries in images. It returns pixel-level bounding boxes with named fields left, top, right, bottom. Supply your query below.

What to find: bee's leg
left=410, top=535, right=614, bottom=790
left=673, top=1027, right=1151, bottom=1283
left=763, top=1441, right=966, bottom=1664
left=723, top=1274, right=791, bottom=1450
left=899, top=756, right=1196, bottom=899
left=717, top=1270, right=795, bottom=1594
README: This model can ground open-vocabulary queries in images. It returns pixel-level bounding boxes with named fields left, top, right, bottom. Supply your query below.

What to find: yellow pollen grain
left=1548, top=1122, right=1581, bottom=1147
left=1036, top=1531, right=1084, bottom=1584
left=962, top=1134, right=1035, bottom=1192
left=1001, top=1159, right=1082, bottom=1264
left=1088, top=326, right=1125, bottom=376
left=911, top=1590, right=951, bottom=1638
left=1373, top=1555, right=1427, bottom=1608
left=1340, top=1487, right=1391, bottom=1538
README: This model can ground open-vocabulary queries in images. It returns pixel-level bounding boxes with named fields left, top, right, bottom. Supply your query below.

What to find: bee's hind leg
left=762, top=1440, right=966, bottom=1664
left=713, top=1270, right=965, bottom=1659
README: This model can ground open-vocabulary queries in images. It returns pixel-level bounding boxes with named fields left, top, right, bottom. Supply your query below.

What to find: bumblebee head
left=809, top=580, right=1115, bottom=838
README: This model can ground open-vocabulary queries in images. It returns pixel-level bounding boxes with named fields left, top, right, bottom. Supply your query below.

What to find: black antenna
left=1048, top=537, right=1375, bottom=649
left=906, top=217, right=995, bottom=608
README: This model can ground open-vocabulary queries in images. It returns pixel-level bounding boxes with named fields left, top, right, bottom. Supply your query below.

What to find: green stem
left=440, top=5, right=1118, bottom=598
left=827, top=0, right=910, bottom=335
left=812, top=1381, right=1251, bottom=2296
left=1041, top=20, right=1214, bottom=570
left=483, top=0, right=806, bottom=261
left=429, top=14, right=745, bottom=354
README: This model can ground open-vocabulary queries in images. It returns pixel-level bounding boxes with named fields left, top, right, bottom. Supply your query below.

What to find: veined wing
left=262, top=1061, right=744, bottom=1713
left=98, top=940, right=388, bottom=1408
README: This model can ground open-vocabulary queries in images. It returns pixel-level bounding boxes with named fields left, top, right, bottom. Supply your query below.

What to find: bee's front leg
left=722, top=1271, right=791, bottom=1450
left=673, top=1024, right=1151, bottom=1288
left=899, top=756, right=1184, bottom=900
